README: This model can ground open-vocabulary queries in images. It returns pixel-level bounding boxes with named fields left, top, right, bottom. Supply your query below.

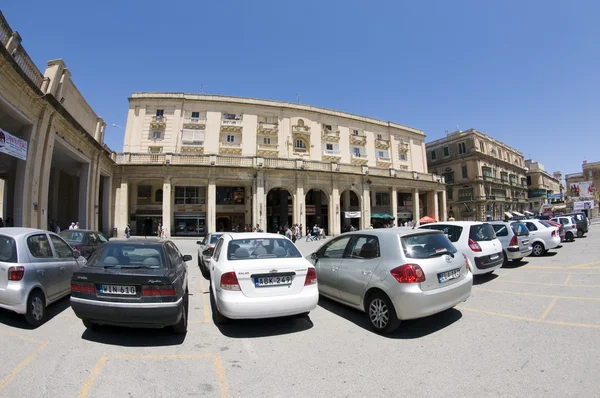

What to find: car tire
left=577, top=230, right=584, bottom=238
left=24, top=290, right=46, bottom=327
left=83, top=320, right=98, bottom=330
left=210, top=285, right=229, bottom=325
left=502, top=251, right=508, bottom=266
left=199, top=257, right=210, bottom=280
left=532, top=242, right=545, bottom=257
left=173, top=290, right=189, bottom=334
left=366, top=292, right=401, bottom=334
left=566, top=232, right=574, bottom=242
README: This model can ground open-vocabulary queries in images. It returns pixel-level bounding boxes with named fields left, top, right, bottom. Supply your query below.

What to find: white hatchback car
left=207, top=233, right=319, bottom=324
left=522, top=219, right=561, bottom=256
left=419, top=222, right=503, bottom=275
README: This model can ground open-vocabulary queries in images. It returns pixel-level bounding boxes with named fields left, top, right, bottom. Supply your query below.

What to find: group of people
left=47, top=219, right=78, bottom=234
left=305, top=224, right=326, bottom=242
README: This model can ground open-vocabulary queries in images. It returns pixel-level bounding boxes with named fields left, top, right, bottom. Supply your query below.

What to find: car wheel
left=366, top=292, right=401, bottom=334
left=577, top=230, right=584, bottom=238
left=200, top=257, right=210, bottom=280
left=566, top=232, right=574, bottom=242
left=532, top=242, right=545, bottom=257
left=83, top=320, right=98, bottom=330
left=210, top=285, right=229, bottom=325
left=502, top=251, right=508, bottom=266
left=173, top=290, right=189, bottom=334
left=24, top=290, right=46, bottom=327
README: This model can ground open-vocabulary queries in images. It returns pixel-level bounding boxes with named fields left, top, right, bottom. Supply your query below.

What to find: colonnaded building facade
left=115, top=93, right=447, bottom=237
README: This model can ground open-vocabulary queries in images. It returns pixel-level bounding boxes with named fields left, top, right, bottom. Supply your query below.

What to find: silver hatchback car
left=308, top=228, right=472, bottom=334
left=0, top=228, right=86, bottom=326
left=489, top=221, right=533, bottom=264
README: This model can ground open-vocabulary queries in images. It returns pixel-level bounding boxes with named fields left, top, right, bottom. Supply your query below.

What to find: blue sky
left=3, top=0, right=599, bottom=176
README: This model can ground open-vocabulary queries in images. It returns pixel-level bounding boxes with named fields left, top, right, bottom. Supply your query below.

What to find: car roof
left=226, top=232, right=288, bottom=239
left=344, top=227, right=442, bottom=237
left=0, top=228, right=54, bottom=238
left=107, top=238, right=165, bottom=245
left=60, top=229, right=98, bottom=233
left=420, top=221, right=486, bottom=226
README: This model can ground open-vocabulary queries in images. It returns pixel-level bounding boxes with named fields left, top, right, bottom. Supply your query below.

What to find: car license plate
left=490, top=254, right=499, bottom=260
left=438, top=268, right=461, bottom=283
left=100, top=285, right=137, bottom=295
left=255, top=275, right=293, bottom=287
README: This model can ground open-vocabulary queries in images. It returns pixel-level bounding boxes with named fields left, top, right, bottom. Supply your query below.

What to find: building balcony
left=257, top=143, right=279, bottom=156
left=181, top=140, right=205, bottom=153
left=293, top=147, right=309, bottom=156
left=150, top=116, right=166, bottom=129
left=322, top=129, right=340, bottom=142
left=350, top=135, right=367, bottom=146
left=292, top=125, right=311, bottom=137
left=182, top=117, right=206, bottom=129
left=376, top=156, right=392, bottom=167
left=457, top=196, right=474, bottom=202
left=257, top=122, right=279, bottom=135
left=375, top=139, right=390, bottom=149
left=351, top=153, right=368, bottom=164
left=220, top=119, right=243, bottom=131
left=323, top=149, right=342, bottom=161
left=219, top=142, right=242, bottom=154
left=398, top=142, right=410, bottom=152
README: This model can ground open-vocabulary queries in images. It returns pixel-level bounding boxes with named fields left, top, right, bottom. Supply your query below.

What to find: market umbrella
left=371, top=213, right=395, bottom=220
left=419, top=216, right=436, bottom=223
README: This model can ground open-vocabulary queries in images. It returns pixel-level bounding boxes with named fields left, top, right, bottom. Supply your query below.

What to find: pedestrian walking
left=299, top=224, right=303, bottom=238
left=69, top=222, right=75, bottom=230
left=74, top=222, right=80, bottom=230
left=157, top=223, right=162, bottom=238
left=125, top=224, right=131, bottom=239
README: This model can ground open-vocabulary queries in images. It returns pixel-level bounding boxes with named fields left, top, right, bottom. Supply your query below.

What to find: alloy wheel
left=533, top=243, right=543, bottom=256
left=31, top=297, right=44, bottom=321
left=369, top=298, right=389, bottom=329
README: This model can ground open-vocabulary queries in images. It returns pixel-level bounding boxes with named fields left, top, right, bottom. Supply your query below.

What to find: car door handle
left=362, top=270, right=372, bottom=275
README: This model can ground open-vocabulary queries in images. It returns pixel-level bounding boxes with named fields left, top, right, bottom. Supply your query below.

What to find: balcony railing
left=350, top=135, right=367, bottom=145
left=221, top=119, right=243, bottom=129
left=219, top=142, right=242, bottom=154
left=292, top=125, right=311, bottom=135
left=323, top=149, right=342, bottom=158
left=351, top=153, right=368, bottom=164
left=294, top=147, right=308, bottom=154
left=150, top=116, right=166, bottom=129
left=375, top=139, right=390, bottom=149
left=398, top=142, right=410, bottom=152
left=376, top=156, right=391, bottom=164
left=322, top=129, right=340, bottom=141
left=257, top=144, right=279, bottom=155
left=183, top=117, right=207, bottom=128
left=258, top=122, right=279, bottom=134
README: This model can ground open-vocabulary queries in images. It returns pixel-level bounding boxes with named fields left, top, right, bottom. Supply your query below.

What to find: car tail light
left=304, top=268, right=317, bottom=286
left=463, top=254, right=470, bottom=273
left=390, top=264, right=425, bottom=283
left=71, top=281, right=95, bottom=294
left=7, top=266, right=24, bottom=281
left=509, top=235, right=518, bottom=246
left=551, top=230, right=556, bottom=237
left=208, top=247, right=215, bottom=253
left=142, top=284, right=176, bottom=296
left=220, top=272, right=241, bottom=291
left=468, top=238, right=482, bottom=252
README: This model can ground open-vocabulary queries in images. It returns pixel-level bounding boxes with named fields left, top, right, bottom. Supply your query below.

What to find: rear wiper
left=428, top=249, right=455, bottom=258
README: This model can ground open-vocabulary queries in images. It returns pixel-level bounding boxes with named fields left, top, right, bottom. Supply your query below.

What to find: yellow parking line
left=563, top=274, right=572, bottom=285
left=473, top=287, right=600, bottom=301
left=494, top=280, right=600, bottom=288
left=522, top=265, right=570, bottom=269
left=569, top=260, right=600, bottom=269
left=538, top=297, right=558, bottom=321
left=0, top=341, right=47, bottom=393
left=119, top=354, right=212, bottom=360
left=211, top=354, right=232, bottom=398
left=78, top=355, right=108, bottom=398
left=0, top=329, right=47, bottom=345
left=199, top=277, right=211, bottom=323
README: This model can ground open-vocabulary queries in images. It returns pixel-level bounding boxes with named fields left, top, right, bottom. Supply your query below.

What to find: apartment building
left=565, top=160, right=599, bottom=218
left=525, top=160, right=563, bottom=214
left=426, top=129, right=528, bottom=221
left=116, top=93, right=446, bottom=237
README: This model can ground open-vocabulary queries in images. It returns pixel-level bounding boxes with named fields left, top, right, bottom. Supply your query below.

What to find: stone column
left=441, top=190, right=447, bottom=221
left=207, top=177, right=216, bottom=233
left=331, top=182, right=340, bottom=236
left=162, top=176, right=172, bottom=237
left=296, top=184, right=305, bottom=234
left=370, top=189, right=377, bottom=210
left=412, top=188, right=420, bottom=226
left=391, top=187, right=398, bottom=226
left=245, top=186, right=252, bottom=227
left=102, top=176, right=112, bottom=236
left=342, top=189, right=350, bottom=230
left=116, top=178, right=129, bottom=237
left=362, top=183, right=371, bottom=229
left=50, top=168, right=60, bottom=223
left=78, top=162, right=91, bottom=229
left=433, top=190, right=439, bottom=221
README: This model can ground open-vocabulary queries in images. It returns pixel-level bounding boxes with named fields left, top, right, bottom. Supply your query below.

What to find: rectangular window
left=182, top=129, right=205, bottom=145
left=156, top=109, right=164, bottom=117
left=353, top=147, right=361, bottom=156
left=377, top=134, right=383, bottom=140
left=375, top=192, right=390, bottom=206
left=431, top=151, right=437, bottom=160
left=527, top=176, right=531, bottom=185
left=152, top=131, right=162, bottom=139
left=353, top=129, right=360, bottom=136
left=377, top=151, right=384, bottom=158
left=175, top=186, right=204, bottom=205
left=191, top=111, right=200, bottom=118
left=443, top=146, right=449, bottom=157
left=458, top=142, right=466, bottom=154
left=137, top=185, right=152, bottom=199
left=462, top=165, right=468, bottom=179
left=223, top=113, right=240, bottom=120
left=216, top=187, right=245, bottom=205
left=480, top=141, right=485, bottom=152
left=447, top=187, right=453, bottom=200
left=324, top=124, right=332, bottom=131
left=400, top=153, right=407, bottom=161
left=458, top=188, right=474, bottom=201
left=443, top=172, right=454, bottom=184
left=326, top=143, right=333, bottom=150
left=226, top=135, right=235, bottom=143
left=263, top=137, right=271, bottom=145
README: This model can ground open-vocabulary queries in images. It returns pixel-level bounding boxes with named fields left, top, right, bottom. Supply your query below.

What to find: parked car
left=419, top=221, right=503, bottom=275
left=59, top=229, right=109, bottom=259
left=563, top=212, right=589, bottom=238
left=522, top=220, right=561, bottom=256
left=308, top=228, right=471, bottom=334
left=70, top=238, right=191, bottom=333
left=545, top=220, right=566, bottom=242
left=207, top=233, right=318, bottom=325
left=489, top=221, right=532, bottom=264
left=0, top=228, right=86, bottom=326
left=551, top=216, right=578, bottom=242
left=197, top=233, right=223, bottom=279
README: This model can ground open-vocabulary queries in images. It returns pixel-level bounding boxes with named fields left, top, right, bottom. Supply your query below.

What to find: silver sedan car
left=196, top=233, right=223, bottom=279
left=0, top=228, right=86, bottom=326
left=308, top=228, right=472, bottom=334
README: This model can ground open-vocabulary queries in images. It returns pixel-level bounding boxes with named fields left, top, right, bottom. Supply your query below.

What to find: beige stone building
left=565, top=160, right=599, bottom=218
left=0, top=12, right=115, bottom=233
left=116, top=93, right=446, bottom=236
left=426, top=129, right=529, bottom=221
left=524, top=160, right=563, bottom=213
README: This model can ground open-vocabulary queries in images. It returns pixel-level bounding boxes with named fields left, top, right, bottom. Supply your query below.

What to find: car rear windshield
left=0, top=235, right=17, bottom=263
left=210, top=234, right=223, bottom=244
left=86, top=243, right=166, bottom=268
left=469, top=224, right=497, bottom=241
left=538, top=221, right=552, bottom=228
left=419, top=224, right=463, bottom=243
left=227, top=238, right=302, bottom=260
left=401, top=232, right=457, bottom=259
left=59, top=231, right=87, bottom=243
left=511, top=222, right=529, bottom=236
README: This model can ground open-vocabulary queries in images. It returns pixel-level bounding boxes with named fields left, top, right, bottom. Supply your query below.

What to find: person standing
left=74, top=222, right=80, bottom=230
left=125, top=224, right=131, bottom=239
left=284, top=225, right=293, bottom=241
left=69, top=222, right=75, bottom=230
left=299, top=223, right=303, bottom=238
left=157, top=223, right=162, bottom=238
left=160, top=224, right=166, bottom=239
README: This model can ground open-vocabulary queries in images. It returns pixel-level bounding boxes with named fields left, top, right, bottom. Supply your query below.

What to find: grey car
left=551, top=216, right=578, bottom=242
left=307, top=228, right=472, bottom=334
left=196, top=233, right=223, bottom=279
left=489, top=221, right=533, bottom=264
left=0, top=228, right=86, bottom=326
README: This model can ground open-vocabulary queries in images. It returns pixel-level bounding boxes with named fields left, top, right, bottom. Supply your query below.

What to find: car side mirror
left=311, top=252, right=318, bottom=260
left=73, top=251, right=81, bottom=259
left=203, top=249, right=213, bottom=257
left=182, top=254, right=192, bottom=262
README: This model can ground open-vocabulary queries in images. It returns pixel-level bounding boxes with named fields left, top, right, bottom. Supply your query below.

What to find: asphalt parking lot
left=1, top=227, right=599, bottom=398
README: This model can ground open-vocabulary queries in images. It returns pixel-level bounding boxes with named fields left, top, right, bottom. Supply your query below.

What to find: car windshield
left=469, top=224, right=497, bottom=241
left=210, top=234, right=223, bottom=244
left=538, top=221, right=552, bottom=228
left=227, top=238, right=302, bottom=260
left=511, top=222, right=529, bottom=236
left=86, top=243, right=166, bottom=268
left=401, top=232, right=457, bottom=259
left=0, top=235, right=17, bottom=263
left=59, top=231, right=86, bottom=243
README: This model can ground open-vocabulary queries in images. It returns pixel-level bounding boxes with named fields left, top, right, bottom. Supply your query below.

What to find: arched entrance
left=340, top=189, right=361, bottom=232
left=305, top=189, right=329, bottom=234
left=266, top=188, right=293, bottom=233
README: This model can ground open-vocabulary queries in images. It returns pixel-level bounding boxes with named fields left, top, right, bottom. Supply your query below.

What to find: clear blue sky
left=3, top=1, right=599, bottom=176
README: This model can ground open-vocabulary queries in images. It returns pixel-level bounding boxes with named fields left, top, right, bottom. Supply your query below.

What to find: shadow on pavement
left=318, top=296, right=462, bottom=339
left=216, top=315, right=313, bottom=338
left=0, top=295, right=71, bottom=330
left=81, top=325, right=186, bottom=347
left=543, top=251, right=558, bottom=257
left=473, top=273, right=499, bottom=285
left=502, top=259, right=530, bottom=269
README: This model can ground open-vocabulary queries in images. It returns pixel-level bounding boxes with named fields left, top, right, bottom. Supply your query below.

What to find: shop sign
left=176, top=204, right=206, bottom=212
left=344, top=211, right=361, bottom=219
left=0, top=128, right=28, bottom=161
left=574, top=200, right=595, bottom=211
left=569, top=181, right=594, bottom=199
